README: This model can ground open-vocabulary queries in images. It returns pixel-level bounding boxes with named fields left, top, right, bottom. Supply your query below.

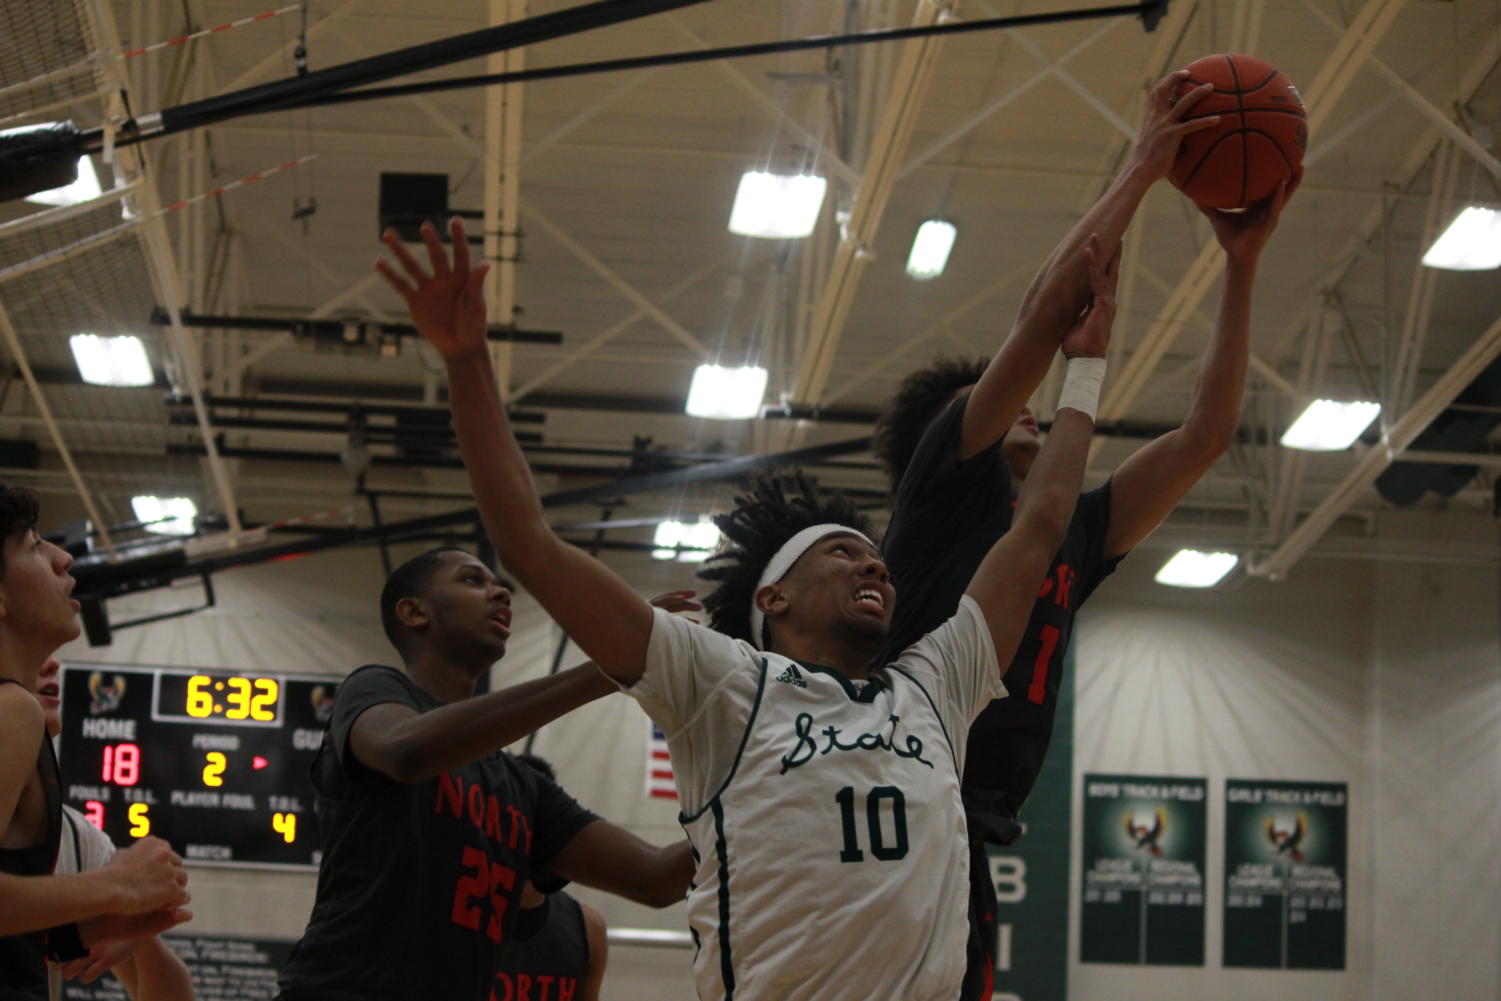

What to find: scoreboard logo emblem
left=310, top=685, right=335, bottom=723
left=87, top=672, right=127, bottom=714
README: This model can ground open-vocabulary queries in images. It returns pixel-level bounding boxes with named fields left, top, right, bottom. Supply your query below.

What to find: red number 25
left=451, top=846, right=516, bottom=944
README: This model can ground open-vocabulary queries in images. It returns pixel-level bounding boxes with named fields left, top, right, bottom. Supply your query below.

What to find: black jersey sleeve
left=528, top=772, right=602, bottom=874
left=322, top=665, right=415, bottom=793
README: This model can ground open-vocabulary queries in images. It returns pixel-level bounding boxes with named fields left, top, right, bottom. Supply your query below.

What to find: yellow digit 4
left=272, top=812, right=296, bottom=844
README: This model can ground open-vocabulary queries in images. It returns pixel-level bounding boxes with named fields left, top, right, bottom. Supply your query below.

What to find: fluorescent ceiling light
left=1155, top=549, right=1238, bottom=588
left=132, top=496, right=198, bottom=536
left=906, top=218, right=957, bottom=279
left=685, top=363, right=768, bottom=420
left=1422, top=206, right=1501, bottom=271
left=1280, top=399, right=1381, bottom=451
left=69, top=333, right=153, bottom=387
left=0, top=124, right=102, bottom=207
left=652, top=520, right=720, bottom=562
left=727, top=171, right=826, bottom=239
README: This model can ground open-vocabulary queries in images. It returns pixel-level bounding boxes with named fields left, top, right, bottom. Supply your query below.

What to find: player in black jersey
left=277, top=547, right=694, bottom=1001
left=493, top=755, right=608, bottom=1001
left=0, top=485, right=191, bottom=997
left=874, top=72, right=1300, bottom=1001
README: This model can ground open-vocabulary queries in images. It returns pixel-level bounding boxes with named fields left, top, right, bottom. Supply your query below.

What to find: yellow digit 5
left=203, top=751, right=227, bottom=787
left=128, top=803, right=150, bottom=837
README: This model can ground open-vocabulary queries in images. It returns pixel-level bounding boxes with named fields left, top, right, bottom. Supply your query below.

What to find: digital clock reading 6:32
left=155, top=674, right=283, bottom=725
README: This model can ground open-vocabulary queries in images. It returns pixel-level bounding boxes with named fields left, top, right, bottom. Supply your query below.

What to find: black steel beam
left=153, top=308, right=562, bottom=346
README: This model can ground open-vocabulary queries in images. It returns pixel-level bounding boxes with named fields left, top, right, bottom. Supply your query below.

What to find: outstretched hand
left=1061, top=234, right=1120, bottom=360
left=1198, top=167, right=1302, bottom=264
left=1131, top=70, right=1222, bottom=181
left=376, top=218, right=492, bottom=359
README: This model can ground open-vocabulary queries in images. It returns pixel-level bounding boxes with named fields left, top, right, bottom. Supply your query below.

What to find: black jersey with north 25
left=276, top=666, right=598, bottom=1001
left=881, top=392, right=1124, bottom=842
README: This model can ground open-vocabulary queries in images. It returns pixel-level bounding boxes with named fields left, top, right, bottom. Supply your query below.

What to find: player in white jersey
left=377, top=218, right=1116, bottom=1001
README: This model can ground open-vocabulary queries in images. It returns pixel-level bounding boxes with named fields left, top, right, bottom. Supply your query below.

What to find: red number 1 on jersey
left=1027, top=624, right=1060, bottom=705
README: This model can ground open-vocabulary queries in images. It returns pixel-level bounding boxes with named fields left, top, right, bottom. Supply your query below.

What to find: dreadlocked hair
left=698, top=472, right=872, bottom=646
left=873, top=355, right=988, bottom=489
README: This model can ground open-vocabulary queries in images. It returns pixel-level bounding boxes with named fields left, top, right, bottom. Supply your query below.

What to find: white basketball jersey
left=629, top=597, right=1003, bottom=1001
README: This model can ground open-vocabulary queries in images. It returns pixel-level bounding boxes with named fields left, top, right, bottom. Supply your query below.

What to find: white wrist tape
left=1057, top=356, right=1106, bottom=421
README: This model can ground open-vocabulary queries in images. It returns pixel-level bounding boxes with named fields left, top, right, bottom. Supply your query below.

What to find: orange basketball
left=1169, top=53, right=1307, bottom=210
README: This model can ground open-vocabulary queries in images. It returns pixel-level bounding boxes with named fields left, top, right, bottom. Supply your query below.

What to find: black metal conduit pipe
left=265, top=3, right=1171, bottom=114
left=76, top=0, right=719, bottom=153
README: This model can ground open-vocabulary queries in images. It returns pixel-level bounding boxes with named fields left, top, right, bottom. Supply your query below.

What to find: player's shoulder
left=0, top=680, right=44, bottom=729
left=337, top=664, right=412, bottom=696
left=652, top=605, right=758, bottom=661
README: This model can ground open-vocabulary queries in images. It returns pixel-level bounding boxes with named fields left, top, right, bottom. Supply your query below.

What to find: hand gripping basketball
left=1169, top=54, right=1308, bottom=210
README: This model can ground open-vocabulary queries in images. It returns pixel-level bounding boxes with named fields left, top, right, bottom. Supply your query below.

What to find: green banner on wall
left=988, top=646, right=1074, bottom=1001
left=1080, top=773, right=1207, bottom=966
left=1223, top=779, right=1347, bottom=970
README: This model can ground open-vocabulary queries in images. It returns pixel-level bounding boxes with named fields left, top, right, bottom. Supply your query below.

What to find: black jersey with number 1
left=882, top=392, right=1123, bottom=836
left=276, top=666, right=598, bottom=1001
left=880, top=393, right=1125, bottom=1001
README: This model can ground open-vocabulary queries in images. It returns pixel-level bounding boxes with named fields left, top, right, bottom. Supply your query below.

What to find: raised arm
left=1104, top=171, right=1301, bottom=559
left=377, top=219, right=655, bottom=683
left=960, top=71, right=1218, bottom=462
left=965, top=237, right=1116, bottom=665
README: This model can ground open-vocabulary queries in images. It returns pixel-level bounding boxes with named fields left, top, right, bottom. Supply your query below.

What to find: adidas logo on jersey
left=774, top=665, right=807, bottom=688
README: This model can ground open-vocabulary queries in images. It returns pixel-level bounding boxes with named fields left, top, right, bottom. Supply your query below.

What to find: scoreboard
left=58, top=664, right=339, bottom=870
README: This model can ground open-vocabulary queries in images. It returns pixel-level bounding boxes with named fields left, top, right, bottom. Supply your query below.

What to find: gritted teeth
left=854, top=588, right=885, bottom=608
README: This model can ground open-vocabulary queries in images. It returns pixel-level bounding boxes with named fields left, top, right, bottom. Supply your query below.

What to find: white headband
left=748, top=523, right=876, bottom=650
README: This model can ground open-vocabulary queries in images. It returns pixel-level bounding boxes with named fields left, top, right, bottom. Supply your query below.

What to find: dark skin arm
left=547, top=821, right=694, bottom=909
left=377, top=219, right=657, bottom=685
left=350, top=664, right=615, bottom=784
left=1103, top=172, right=1301, bottom=558
left=965, top=236, right=1115, bottom=666
left=960, top=71, right=1218, bottom=463
left=350, top=593, right=701, bottom=784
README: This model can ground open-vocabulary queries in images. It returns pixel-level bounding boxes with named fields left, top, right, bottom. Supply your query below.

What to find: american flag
left=645, top=721, right=677, bottom=800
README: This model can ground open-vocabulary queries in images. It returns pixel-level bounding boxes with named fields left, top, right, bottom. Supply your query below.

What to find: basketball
left=1169, top=53, right=1307, bottom=210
